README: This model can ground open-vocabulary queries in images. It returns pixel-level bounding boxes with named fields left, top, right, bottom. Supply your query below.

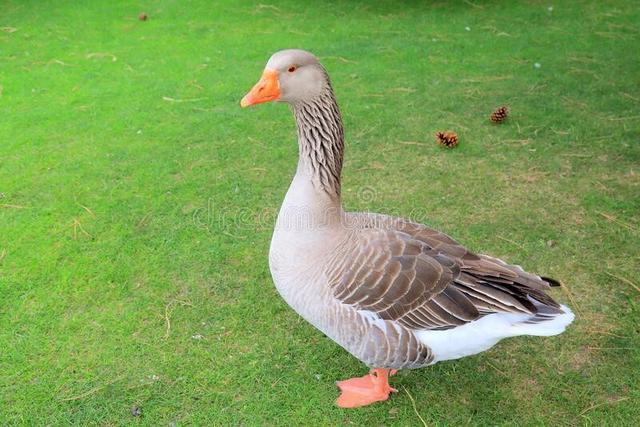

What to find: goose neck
left=290, top=87, right=345, bottom=200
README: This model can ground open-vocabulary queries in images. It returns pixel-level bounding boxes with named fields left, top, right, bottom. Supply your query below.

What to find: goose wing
left=329, top=215, right=562, bottom=331
left=328, top=228, right=481, bottom=330
left=392, top=220, right=561, bottom=314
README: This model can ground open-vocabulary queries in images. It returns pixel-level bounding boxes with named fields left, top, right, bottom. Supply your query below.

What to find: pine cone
left=435, top=131, right=458, bottom=148
left=490, top=106, right=509, bottom=123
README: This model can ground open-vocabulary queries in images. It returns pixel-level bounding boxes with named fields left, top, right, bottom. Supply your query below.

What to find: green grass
left=1, top=0, right=639, bottom=425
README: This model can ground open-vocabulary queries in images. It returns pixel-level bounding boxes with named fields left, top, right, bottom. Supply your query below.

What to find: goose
left=240, top=49, right=575, bottom=408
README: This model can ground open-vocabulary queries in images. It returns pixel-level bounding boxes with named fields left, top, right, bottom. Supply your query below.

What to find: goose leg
left=335, top=368, right=398, bottom=408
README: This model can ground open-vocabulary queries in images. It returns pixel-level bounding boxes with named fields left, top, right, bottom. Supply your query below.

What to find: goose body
left=241, top=49, right=574, bottom=407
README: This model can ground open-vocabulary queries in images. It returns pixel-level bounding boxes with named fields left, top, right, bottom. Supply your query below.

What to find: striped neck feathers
left=290, top=79, right=345, bottom=198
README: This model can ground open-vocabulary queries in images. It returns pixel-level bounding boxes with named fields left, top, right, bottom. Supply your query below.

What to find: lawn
left=1, top=0, right=639, bottom=425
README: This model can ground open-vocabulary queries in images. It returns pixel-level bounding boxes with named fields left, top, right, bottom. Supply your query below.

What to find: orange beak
left=240, top=69, right=281, bottom=107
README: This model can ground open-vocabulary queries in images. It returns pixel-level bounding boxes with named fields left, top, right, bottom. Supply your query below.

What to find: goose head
left=240, top=49, right=329, bottom=107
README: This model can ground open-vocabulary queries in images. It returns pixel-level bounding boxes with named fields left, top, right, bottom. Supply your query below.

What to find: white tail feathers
left=417, top=304, right=575, bottom=364
left=508, top=304, right=575, bottom=337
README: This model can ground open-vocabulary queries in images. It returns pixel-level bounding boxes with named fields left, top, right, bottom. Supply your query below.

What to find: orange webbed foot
left=335, top=368, right=398, bottom=408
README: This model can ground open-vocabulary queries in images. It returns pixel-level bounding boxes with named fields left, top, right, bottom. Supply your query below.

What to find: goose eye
left=288, top=66, right=297, bottom=73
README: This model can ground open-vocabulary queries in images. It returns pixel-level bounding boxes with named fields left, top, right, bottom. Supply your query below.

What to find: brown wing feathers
left=396, top=222, right=561, bottom=311
left=331, top=218, right=562, bottom=332
left=330, top=230, right=480, bottom=331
